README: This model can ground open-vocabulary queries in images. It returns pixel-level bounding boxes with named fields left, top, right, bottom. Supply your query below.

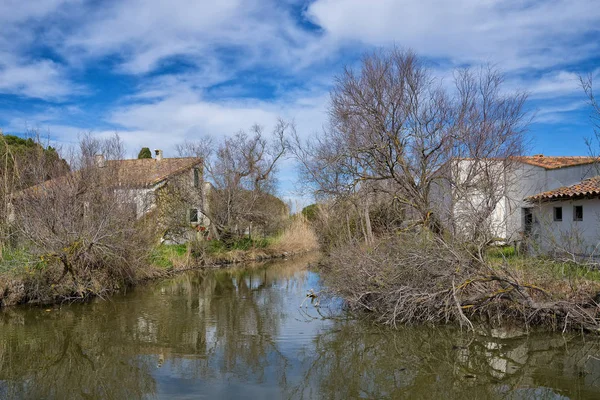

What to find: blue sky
left=1, top=0, right=599, bottom=204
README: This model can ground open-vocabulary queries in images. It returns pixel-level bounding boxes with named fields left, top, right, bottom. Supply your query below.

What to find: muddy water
left=1, top=254, right=600, bottom=399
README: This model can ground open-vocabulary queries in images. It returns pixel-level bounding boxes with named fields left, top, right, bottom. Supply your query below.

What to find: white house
left=526, top=176, right=600, bottom=258
left=436, top=155, right=598, bottom=243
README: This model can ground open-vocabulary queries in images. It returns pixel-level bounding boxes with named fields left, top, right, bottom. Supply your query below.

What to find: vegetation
left=0, top=129, right=317, bottom=307
left=0, top=134, right=157, bottom=306
left=176, top=120, right=292, bottom=241
left=149, top=216, right=318, bottom=269
left=137, top=147, right=152, bottom=159
left=294, top=48, right=600, bottom=332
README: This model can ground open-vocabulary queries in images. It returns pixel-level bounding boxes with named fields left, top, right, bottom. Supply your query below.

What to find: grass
left=208, top=237, right=270, bottom=254
left=148, top=218, right=319, bottom=268
left=149, top=244, right=188, bottom=269
left=0, top=247, right=44, bottom=275
left=487, top=245, right=600, bottom=284
left=268, top=217, right=319, bottom=253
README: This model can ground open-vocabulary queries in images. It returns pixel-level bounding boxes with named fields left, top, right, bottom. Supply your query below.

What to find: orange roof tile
left=516, top=155, right=598, bottom=170
left=527, top=176, right=600, bottom=202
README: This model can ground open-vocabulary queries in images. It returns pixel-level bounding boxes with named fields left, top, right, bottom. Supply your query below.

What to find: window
left=190, top=208, right=199, bottom=223
left=553, top=206, right=562, bottom=221
left=522, top=208, right=533, bottom=234
left=194, top=168, right=200, bottom=188
left=573, top=205, right=583, bottom=221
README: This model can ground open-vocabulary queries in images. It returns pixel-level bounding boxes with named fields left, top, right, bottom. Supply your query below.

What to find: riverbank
left=5, top=256, right=598, bottom=399
left=318, top=235, right=600, bottom=333
left=0, top=218, right=319, bottom=307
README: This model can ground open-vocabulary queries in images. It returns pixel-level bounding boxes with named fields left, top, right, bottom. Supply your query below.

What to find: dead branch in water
left=321, top=235, right=600, bottom=332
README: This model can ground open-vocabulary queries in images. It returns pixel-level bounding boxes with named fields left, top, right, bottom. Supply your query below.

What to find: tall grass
left=270, top=216, right=319, bottom=253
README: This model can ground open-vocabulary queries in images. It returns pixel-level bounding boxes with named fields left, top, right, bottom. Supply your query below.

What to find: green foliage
left=0, top=247, right=46, bottom=274
left=487, top=246, right=517, bottom=260
left=206, top=237, right=270, bottom=254
left=0, top=133, right=70, bottom=189
left=137, top=147, right=152, bottom=159
left=301, top=204, right=319, bottom=222
left=487, top=247, right=600, bottom=283
left=149, top=244, right=187, bottom=269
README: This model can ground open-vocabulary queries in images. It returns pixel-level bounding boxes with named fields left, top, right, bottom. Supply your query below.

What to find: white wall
left=532, top=198, right=600, bottom=257
left=115, top=186, right=158, bottom=219
left=444, top=160, right=598, bottom=242
left=427, top=159, right=598, bottom=243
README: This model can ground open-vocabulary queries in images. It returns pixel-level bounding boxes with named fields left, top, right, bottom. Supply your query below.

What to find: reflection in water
left=1, top=253, right=600, bottom=399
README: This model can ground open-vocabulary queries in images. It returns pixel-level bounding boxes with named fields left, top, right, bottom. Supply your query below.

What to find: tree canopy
left=0, top=133, right=69, bottom=190
left=137, top=147, right=152, bottom=159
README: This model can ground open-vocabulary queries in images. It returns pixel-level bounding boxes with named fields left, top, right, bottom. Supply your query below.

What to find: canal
left=1, top=254, right=600, bottom=399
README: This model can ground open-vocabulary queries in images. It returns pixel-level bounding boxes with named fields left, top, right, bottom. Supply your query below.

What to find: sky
left=1, top=0, right=599, bottom=205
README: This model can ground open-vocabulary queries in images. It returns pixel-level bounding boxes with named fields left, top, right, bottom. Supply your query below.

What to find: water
left=1, top=254, right=600, bottom=399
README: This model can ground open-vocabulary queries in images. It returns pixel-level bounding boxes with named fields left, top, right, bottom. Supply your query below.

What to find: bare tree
left=177, top=120, right=291, bottom=241
left=6, top=133, right=154, bottom=303
left=0, top=130, right=69, bottom=258
left=581, top=74, right=600, bottom=169
left=581, top=74, right=600, bottom=134
left=291, top=49, right=529, bottom=251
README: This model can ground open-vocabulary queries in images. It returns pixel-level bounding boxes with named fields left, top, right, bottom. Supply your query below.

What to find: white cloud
left=60, top=0, right=327, bottom=75
left=306, top=0, right=600, bottom=72
left=0, top=55, right=83, bottom=99
left=108, top=79, right=328, bottom=149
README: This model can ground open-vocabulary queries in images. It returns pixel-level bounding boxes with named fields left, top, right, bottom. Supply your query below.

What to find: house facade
left=526, top=177, right=600, bottom=258
left=13, top=149, right=210, bottom=243
left=436, top=155, right=598, bottom=243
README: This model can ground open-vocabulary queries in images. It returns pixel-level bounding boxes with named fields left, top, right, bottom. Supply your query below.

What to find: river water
left=1, top=254, right=600, bottom=399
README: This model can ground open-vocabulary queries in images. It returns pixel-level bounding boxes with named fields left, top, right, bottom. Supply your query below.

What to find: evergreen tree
left=138, top=147, right=152, bottom=159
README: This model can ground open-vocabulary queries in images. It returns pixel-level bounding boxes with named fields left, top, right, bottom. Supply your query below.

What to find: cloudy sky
left=1, top=0, right=599, bottom=203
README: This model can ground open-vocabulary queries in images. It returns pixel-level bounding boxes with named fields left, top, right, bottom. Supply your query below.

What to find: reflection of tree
left=151, top=263, right=294, bottom=383
left=292, top=323, right=600, bottom=399
left=0, top=255, right=314, bottom=399
left=0, top=308, right=157, bottom=399
left=4, top=253, right=599, bottom=400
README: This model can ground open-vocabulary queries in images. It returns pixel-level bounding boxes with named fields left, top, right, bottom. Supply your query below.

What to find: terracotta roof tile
left=516, top=155, right=598, bottom=170
left=527, top=176, right=600, bottom=202
left=106, top=157, right=202, bottom=187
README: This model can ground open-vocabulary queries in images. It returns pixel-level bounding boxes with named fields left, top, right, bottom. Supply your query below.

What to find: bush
left=321, top=234, right=600, bottom=332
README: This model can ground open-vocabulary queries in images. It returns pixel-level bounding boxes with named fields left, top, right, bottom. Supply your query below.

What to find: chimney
left=155, top=149, right=163, bottom=161
left=95, top=154, right=106, bottom=168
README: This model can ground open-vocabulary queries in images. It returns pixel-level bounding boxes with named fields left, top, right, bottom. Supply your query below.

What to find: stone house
left=13, top=149, right=210, bottom=243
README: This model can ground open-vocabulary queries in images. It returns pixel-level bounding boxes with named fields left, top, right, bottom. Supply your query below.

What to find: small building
left=526, top=176, right=600, bottom=259
left=14, top=149, right=210, bottom=243
left=434, top=155, right=599, bottom=243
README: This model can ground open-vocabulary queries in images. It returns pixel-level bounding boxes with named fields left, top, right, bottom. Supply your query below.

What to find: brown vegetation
left=0, top=134, right=156, bottom=306
left=322, top=235, right=600, bottom=332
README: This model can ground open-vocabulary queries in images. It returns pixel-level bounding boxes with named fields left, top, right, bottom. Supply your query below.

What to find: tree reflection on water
left=1, top=254, right=600, bottom=399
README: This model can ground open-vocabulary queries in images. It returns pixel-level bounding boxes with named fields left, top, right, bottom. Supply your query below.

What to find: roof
left=527, top=176, right=600, bottom=202
left=106, top=157, right=202, bottom=187
left=19, top=157, right=202, bottom=196
left=516, top=155, right=598, bottom=170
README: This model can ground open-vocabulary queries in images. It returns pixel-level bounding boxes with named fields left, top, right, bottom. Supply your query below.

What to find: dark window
left=553, top=206, right=562, bottom=221
left=523, top=208, right=533, bottom=234
left=190, top=208, right=198, bottom=223
left=573, top=205, right=583, bottom=221
left=194, top=168, right=200, bottom=188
